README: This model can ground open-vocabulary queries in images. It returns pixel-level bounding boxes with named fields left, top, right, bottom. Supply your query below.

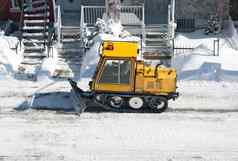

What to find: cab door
left=94, top=58, right=135, bottom=93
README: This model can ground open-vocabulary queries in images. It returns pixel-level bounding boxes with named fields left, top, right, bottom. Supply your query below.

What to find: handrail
left=56, top=5, right=62, bottom=47
left=52, top=0, right=56, bottom=23
left=80, top=5, right=144, bottom=26
left=43, top=0, right=47, bottom=50
left=19, top=0, right=25, bottom=51
left=82, top=5, right=144, bottom=9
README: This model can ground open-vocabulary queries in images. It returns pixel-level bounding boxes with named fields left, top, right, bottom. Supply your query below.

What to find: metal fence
left=173, top=38, right=220, bottom=56
left=176, top=18, right=196, bottom=32
left=80, top=5, right=145, bottom=27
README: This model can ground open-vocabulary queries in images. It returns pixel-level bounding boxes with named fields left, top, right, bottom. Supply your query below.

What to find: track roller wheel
left=128, top=97, right=144, bottom=110
left=108, top=96, right=124, bottom=109
left=148, top=96, right=168, bottom=113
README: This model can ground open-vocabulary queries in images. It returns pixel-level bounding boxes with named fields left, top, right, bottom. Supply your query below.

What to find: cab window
left=99, top=59, right=131, bottom=84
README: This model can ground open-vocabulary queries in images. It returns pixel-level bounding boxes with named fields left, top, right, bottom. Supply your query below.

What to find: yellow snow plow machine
left=68, top=41, right=179, bottom=114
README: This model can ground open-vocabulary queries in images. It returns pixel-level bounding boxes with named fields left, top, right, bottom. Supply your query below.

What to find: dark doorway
left=230, top=0, right=238, bottom=20
left=144, top=0, right=169, bottom=24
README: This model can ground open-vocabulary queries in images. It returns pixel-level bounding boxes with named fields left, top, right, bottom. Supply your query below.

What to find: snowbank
left=37, top=46, right=58, bottom=81
left=0, top=35, right=23, bottom=77
left=173, top=30, right=238, bottom=81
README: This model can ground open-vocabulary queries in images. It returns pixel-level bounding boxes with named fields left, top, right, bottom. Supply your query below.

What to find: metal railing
left=173, top=38, right=220, bottom=56
left=19, top=0, right=25, bottom=51
left=80, top=5, right=145, bottom=44
left=55, top=5, right=62, bottom=47
left=167, top=0, right=175, bottom=40
left=80, top=5, right=145, bottom=27
left=43, top=0, right=47, bottom=50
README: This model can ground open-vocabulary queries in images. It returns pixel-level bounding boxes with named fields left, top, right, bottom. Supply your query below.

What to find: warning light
left=105, top=42, right=114, bottom=50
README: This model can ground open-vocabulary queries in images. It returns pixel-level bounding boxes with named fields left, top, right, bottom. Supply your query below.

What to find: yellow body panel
left=156, top=67, right=176, bottom=93
left=102, top=41, right=138, bottom=58
left=95, top=83, right=133, bottom=93
left=135, top=62, right=177, bottom=95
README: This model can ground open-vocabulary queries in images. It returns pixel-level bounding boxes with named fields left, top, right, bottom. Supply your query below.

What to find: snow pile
left=96, top=18, right=132, bottom=38
left=0, top=35, right=22, bottom=77
left=37, top=46, right=58, bottom=81
left=173, top=31, right=238, bottom=81
left=223, top=17, right=238, bottom=50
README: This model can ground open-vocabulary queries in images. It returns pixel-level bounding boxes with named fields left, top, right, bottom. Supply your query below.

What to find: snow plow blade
left=68, top=79, right=90, bottom=115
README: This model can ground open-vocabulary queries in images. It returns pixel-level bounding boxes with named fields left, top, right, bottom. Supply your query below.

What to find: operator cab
left=91, top=41, right=139, bottom=93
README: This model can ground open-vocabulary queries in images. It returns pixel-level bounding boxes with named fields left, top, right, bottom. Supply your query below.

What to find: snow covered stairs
left=143, top=25, right=173, bottom=60
left=52, top=26, right=83, bottom=79
left=16, top=0, right=50, bottom=80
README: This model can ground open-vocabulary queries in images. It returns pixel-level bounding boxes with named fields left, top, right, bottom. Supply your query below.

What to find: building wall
left=0, top=0, right=55, bottom=23
left=0, top=0, right=21, bottom=22
left=81, top=0, right=104, bottom=5
left=230, top=0, right=238, bottom=20
left=176, top=0, right=230, bottom=28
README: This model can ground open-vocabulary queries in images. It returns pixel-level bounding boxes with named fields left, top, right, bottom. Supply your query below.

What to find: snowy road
left=0, top=111, right=238, bottom=161
left=0, top=78, right=238, bottom=161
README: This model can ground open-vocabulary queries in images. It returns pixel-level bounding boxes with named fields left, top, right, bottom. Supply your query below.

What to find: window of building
left=10, top=0, right=20, bottom=11
left=11, top=0, right=20, bottom=9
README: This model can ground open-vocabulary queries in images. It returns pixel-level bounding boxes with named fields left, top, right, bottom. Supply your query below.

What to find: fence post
left=213, top=38, right=220, bottom=56
left=142, top=5, right=145, bottom=47
left=80, top=5, right=84, bottom=31
left=217, top=38, right=220, bottom=56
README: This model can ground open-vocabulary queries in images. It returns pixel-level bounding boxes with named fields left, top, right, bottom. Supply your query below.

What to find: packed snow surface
left=0, top=35, right=22, bottom=76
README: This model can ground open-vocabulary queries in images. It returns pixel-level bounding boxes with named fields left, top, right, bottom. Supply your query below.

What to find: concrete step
left=23, top=26, right=48, bottom=30
left=145, top=44, right=169, bottom=48
left=24, top=19, right=49, bottom=24
left=58, top=50, right=83, bottom=55
left=23, top=52, right=46, bottom=59
left=23, top=39, right=46, bottom=46
left=145, top=38, right=168, bottom=42
left=24, top=46, right=45, bottom=53
left=62, top=26, right=81, bottom=31
left=59, top=42, right=83, bottom=49
left=58, top=53, right=84, bottom=59
left=32, top=0, right=46, bottom=5
left=24, top=12, right=49, bottom=18
left=145, top=41, right=169, bottom=46
left=58, top=48, right=82, bottom=53
left=24, top=5, right=49, bottom=13
left=24, top=15, right=50, bottom=20
left=61, top=38, right=82, bottom=43
left=146, top=32, right=169, bottom=36
left=143, top=51, right=173, bottom=60
left=144, top=49, right=170, bottom=54
left=23, top=26, right=48, bottom=33
left=21, top=58, right=42, bottom=65
left=23, top=32, right=48, bottom=39
left=24, top=20, right=50, bottom=27
left=62, top=33, right=81, bottom=39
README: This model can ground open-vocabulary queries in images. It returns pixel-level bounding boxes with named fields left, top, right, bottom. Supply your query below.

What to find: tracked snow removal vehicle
left=68, top=41, right=179, bottom=114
